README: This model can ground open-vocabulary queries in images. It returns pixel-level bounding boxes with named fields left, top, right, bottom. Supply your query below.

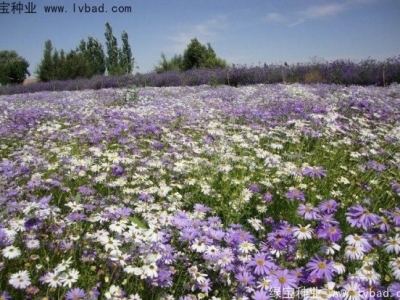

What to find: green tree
left=86, top=36, right=106, bottom=76
left=157, top=38, right=227, bottom=72
left=0, top=50, right=30, bottom=85
left=182, top=38, right=207, bottom=70
left=36, top=40, right=54, bottom=82
left=154, top=53, right=183, bottom=72
left=104, top=22, right=122, bottom=76
left=120, top=30, right=134, bottom=75
left=204, top=43, right=227, bottom=69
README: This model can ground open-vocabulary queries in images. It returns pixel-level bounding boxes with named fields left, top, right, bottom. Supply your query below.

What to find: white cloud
left=301, top=3, right=348, bottom=19
left=265, top=13, right=286, bottom=23
left=282, top=0, right=377, bottom=26
left=166, top=16, right=227, bottom=53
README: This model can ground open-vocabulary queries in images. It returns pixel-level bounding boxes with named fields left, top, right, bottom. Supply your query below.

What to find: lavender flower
left=306, top=255, right=336, bottom=281
left=301, top=166, right=327, bottom=180
left=66, top=288, right=86, bottom=300
left=345, top=204, right=380, bottom=230
left=285, top=188, right=305, bottom=201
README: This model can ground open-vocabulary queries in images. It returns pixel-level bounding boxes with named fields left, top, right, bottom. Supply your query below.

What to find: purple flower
left=266, top=232, right=289, bottom=250
left=366, top=160, right=386, bottom=171
left=0, top=291, right=12, bottom=300
left=297, top=203, right=320, bottom=220
left=24, top=218, right=43, bottom=230
left=269, top=268, right=298, bottom=294
left=66, top=288, right=86, bottom=300
left=318, top=199, right=339, bottom=214
left=248, top=183, right=261, bottom=193
left=389, top=282, right=400, bottom=300
left=196, top=278, right=212, bottom=293
left=392, top=182, right=400, bottom=194
left=302, top=166, right=327, bottom=180
left=235, top=271, right=255, bottom=287
left=384, top=207, right=400, bottom=226
left=285, top=188, right=305, bottom=201
left=263, top=191, right=273, bottom=203
left=306, top=255, right=336, bottom=281
left=346, top=204, right=381, bottom=230
left=316, top=224, right=343, bottom=242
left=247, top=253, right=274, bottom=275
left=252, top=290, right=271, bottom=300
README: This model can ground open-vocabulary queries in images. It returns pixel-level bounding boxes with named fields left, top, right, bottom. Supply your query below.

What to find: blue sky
left=1, top=0, right=399, bottom=77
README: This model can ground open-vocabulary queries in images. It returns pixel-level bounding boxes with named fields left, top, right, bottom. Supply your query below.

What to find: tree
left=120, top=31, right=134, bottom=75
left=182, top=38, right=207, bottom=70
left=36, top=40, right=54, bottom=82
left=154, top=53, right=183, bottom=72
left=204, top=43, right=227, bottom=69
left=0, top=50, right=30, bottom=85
left=156, top=38, right=226, bottom=72
left=104, top=22, right=121, bottom=76
left=86, top=36, right=106, bottom=76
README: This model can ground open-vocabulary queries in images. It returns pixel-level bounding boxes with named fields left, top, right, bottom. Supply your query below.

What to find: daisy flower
left=66, top=288, right=86, bottom=300
left=344, top=245, right=365, bottom=260
left=60, top=269, right=80, bottom=288
left=2, top=245, right=21, bottom=259
left=384, top=234, right=400, bottom=254
left=8, top=270, right=31, bottom=289
left=293, top=224, right=314, bottom=240
left=306, top=255, right=336, bottom=281
left=41, top=270, right=63, bottom=288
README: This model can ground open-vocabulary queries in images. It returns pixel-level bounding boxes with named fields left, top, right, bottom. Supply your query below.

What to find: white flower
left=248, top=218, right=264, bottom=231
left=333, top=262, right=346, bottom=275
left=26, top=239, right=40, bottom=249
left=8, top=270, right=31, bottom=289
left=42, top=270, right=63, bottom=288
left=142, top=262, right=158, bottom=278
left=2, top=245, right=21, bottom=259
left=191, top=239, right=207, bottom=253
left=293, top=224, right=314, bottom=240
left=344, top=245, right=365, bottom=260
left=54, top=257, right=73, bottom=273
left=384, top=234, right=400, bottom=254
left=65, top=201, right=84, bottom=212
left=60, top=268, right=79, bottom=287
left=105, top=285, right=124, bottom=299
left=320, top=241, right=341, bottom=255
left=238, top=241, right=256, bottom=254
left=9, top=219, right=26, bottom=232
left=341, top=280, right=362, bottom=300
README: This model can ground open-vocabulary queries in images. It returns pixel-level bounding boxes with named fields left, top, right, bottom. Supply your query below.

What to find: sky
left=1, top=0, right=400, bottom=77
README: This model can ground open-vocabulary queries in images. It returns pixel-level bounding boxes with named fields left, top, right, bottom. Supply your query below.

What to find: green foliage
left=105, top=23, right=134, bottom=76
left=120, top=31, right=134, bottom=75
left=154, top=38, right=227, bottom=72
left=154, top=53, right=183, bottom=72
left=104, top=22, right=121, bottom=76
left=0, top=50, right=30, bottom=85
left=36, top=36, right=106, bottom=82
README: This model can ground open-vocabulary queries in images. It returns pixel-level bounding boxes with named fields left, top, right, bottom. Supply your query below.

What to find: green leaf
left=129, top=216, right=148, bottom=229
left=75, top=193, right=82, bottom=203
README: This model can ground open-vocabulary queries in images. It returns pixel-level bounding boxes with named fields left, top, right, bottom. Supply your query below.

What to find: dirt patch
left=23, top=78, right=38, bottom=85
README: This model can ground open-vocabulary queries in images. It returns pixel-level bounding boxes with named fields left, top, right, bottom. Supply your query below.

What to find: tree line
left=36, top=22, right=133, bottom=82
left=0, top=23, right=227, bottom=85
left=0, top=22, right=134, bottom=84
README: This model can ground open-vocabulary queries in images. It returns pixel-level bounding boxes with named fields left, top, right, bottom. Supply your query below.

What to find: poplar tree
left=36, top=40, right=54, bottom=82
left=86, top=36, right=106, bottom=76
left=120, top=30, right=134, bottom=75
left=104, top=22, right=120, bottom=76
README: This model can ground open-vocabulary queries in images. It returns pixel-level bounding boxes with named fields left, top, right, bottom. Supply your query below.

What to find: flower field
left=1, top=83, right=400, bottom=299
